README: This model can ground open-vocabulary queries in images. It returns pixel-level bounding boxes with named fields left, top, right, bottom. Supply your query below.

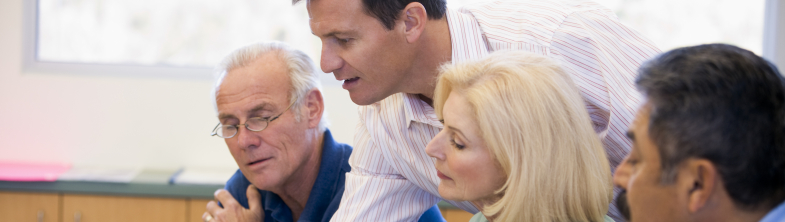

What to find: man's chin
left=350, top=99, right=374, bottom=106
left=349, top=91, right=385, bottom=106
left=244, top=172, right=278, bottom=190
left=248, top=178, right=277, bottom=191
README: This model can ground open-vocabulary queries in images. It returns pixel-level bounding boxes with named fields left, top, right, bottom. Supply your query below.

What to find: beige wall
left=765, top=0, right=785, bottom=71
left=0, top=0, right=359, bottom=169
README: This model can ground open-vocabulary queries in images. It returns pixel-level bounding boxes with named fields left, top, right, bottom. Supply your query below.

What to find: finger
left=214, top=189, right=240, bottom=208
left=206, top=200, right=222, bottom=215
left=202, top=212, right=212, bottom=221
left=246, top=184, right=262, bottom=212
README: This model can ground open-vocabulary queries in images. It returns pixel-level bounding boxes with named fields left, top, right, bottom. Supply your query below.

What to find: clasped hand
left=203, top=185, right=264, bottom=222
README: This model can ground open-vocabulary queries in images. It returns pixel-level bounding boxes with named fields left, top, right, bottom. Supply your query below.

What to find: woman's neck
left=471, top=195, right=503, bottom=221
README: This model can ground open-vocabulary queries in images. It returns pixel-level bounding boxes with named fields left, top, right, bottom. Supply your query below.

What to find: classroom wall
left=765, top=0, right=785, bottom=70
left=0, top=0, right=359, bottom=169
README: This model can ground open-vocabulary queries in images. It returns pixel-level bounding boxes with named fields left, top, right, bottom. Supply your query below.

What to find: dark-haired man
left=613, top=44, right=785, bottom=222
left=304, top=0, right=660, bottom=220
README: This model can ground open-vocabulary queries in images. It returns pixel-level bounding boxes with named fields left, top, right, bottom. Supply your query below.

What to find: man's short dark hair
left=636, top=43, right=785, bottom=210
left=295, top=0, right=446, bottom=30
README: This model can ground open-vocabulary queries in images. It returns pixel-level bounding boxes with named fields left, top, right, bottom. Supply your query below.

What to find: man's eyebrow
left=217, top=103, right=272, bottom=121
left=626, top=131, right=635, bottom=141
left=315, top=30, right=355, bottom=38
left=447, top=126, right=471, bottom=143
left=218, top=113, right=236, bottom=121
left=249, top=103, right=272, bottom=115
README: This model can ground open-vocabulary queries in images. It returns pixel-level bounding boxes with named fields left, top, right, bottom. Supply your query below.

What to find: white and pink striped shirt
left=331, top=0, right=661, bottom=221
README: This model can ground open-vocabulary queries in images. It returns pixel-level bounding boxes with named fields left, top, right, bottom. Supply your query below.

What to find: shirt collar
left=264, top=194, right=291, bottom=222
left=402, top=93, right=443, bottom=129
left=760, top=201, right=785, bottom=222
left=400, top=8, right=489, bottom=129
left=262, top=129, right=349, bottom=222
left=445, top=7, right=491, bottom=64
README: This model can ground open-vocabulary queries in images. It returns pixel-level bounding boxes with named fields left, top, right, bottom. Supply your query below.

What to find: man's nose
left=235, top=126, right=262, bottom=150
left=613, top=157, right=632, bottom=189
left=320, top=43, right=344, bottom=74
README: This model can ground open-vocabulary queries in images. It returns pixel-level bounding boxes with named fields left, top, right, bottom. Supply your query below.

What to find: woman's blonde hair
left=434, top=51, right=613, bottom=222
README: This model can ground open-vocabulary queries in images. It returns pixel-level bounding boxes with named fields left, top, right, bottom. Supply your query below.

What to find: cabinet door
left=441, top=209, right=475, bottom=222
left=62, top=194, right=186, bottom=222
left=0, top=192, right=60, bottom=222
left=187, top=199, right=212, bottom=222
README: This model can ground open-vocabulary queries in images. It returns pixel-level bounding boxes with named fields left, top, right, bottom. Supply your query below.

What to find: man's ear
left=680, top=159, right=720, bottom=213
left=400, top=2, right=428, bottom=43
left=304, top=89, right=324, bottom=129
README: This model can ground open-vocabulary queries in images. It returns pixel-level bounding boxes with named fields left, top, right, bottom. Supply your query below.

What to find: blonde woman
left=425, top=51, right=614, bottom=222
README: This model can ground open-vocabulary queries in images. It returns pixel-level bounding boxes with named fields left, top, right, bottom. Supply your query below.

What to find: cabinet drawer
left=62, top=194, right=186, bottom=222
left=0, top=192, right=60, bottom=222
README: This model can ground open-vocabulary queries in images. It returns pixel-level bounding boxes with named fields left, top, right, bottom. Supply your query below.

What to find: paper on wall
left=0, top=161, right=72, bottom=182
left=170, top=168, right=236, bottom=185
left=57, top=166, right=140, bottom=183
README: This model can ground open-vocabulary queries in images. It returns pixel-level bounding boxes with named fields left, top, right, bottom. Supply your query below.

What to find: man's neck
left=700, top=208, right=769, bottom=222
left=403, top=16, right=452, bottom=103
left=274, top=131, right=325, bottom=221
left=696, top=191, right=773, bottom=222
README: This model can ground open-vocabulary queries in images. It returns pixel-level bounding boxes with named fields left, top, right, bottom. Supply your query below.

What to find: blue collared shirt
left=224, top=129, right=352, bottom=222
left=224, top=129, right=445, bottom=222
left=761, top=201, right=785, bottom=222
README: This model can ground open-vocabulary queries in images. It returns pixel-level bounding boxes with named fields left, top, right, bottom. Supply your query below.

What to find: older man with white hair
left=202, top=42, right=444, bottom=222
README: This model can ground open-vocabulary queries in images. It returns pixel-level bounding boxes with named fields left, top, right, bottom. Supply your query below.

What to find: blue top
left=224, top=129, right=351, bottom=222
left=224, top=129, right=446, bottom=222
left=760, top=201, right=785, bottom=222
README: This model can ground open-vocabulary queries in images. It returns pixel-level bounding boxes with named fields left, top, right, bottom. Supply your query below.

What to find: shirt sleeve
left=549, top=9, right=660, bottom=169
left=549, top=9, right=661, bottom=221
left=330, top=119, right=442, bottom=222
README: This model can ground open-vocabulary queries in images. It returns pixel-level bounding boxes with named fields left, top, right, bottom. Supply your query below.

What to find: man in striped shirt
left=304, top=0, right=661, bottom=221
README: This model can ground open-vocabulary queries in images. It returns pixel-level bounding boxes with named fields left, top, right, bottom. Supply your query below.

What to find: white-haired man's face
left=215, top=53, right=319, bottom=191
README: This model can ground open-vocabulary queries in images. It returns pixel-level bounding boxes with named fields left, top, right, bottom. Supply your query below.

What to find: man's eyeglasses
left=211, top=102, right=295, bottom=139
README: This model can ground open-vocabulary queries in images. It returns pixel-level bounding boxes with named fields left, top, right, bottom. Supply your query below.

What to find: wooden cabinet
left=61, top=194, right=186, bottom=222
left=0, top=192, right=60, bottom=222
left=441, top=209, right=475, bottom=222
left=188, top=199, right=212, bottom=222
left=1, top=192, right=470, bottom=222
left=0, top=192, right=205, bottom=222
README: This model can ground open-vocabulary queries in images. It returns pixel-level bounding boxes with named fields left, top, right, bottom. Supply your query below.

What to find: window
left=36, top=0, right=316, bottom=67
left=25, top=0, right=318, bottom=78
